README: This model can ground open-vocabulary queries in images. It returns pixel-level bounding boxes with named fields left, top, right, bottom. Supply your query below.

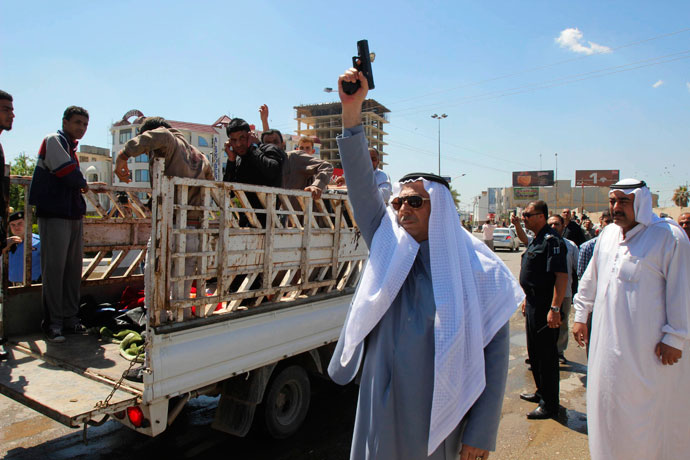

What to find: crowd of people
left=0, top=89, right=392, bottom=345
left=325, top=69, right=689, bottom=460
left=2, top=67, right=690, bottom=460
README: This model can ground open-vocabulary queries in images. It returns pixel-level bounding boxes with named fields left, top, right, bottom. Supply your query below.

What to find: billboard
left=514, top=187, right=539, bottom=200
left=512, top=170, right=554, bottom=187
left=488, top=187, right=499, bottom=213
left=575, top=170, right=620, bottom=187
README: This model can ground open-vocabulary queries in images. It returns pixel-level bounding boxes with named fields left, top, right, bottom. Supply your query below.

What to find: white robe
left=573, top=220, right=690, bottom=460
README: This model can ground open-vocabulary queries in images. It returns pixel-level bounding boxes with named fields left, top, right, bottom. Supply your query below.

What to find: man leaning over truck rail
left=29, top=106, right=91, bottom=343
left=327, top=68, right=524, bottom=460
left=115, top=117, right=214, bottom=381
left=114, top=116, right=214, bottom=294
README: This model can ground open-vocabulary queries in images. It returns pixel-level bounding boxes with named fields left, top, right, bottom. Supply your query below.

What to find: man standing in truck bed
left=29, top=106, right=91, bottom=343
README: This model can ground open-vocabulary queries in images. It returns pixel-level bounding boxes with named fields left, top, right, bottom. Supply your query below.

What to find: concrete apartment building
left=110, top=110, right=231, bottom=195
left=294, top=99, right=389, bottom=169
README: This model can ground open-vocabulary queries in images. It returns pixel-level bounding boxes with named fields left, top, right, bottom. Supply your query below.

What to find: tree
left=672, top=185, right=689, bottom=207
left=9, top=152, right=36, bottom=212
left=449, top=185, right=461, bottom=210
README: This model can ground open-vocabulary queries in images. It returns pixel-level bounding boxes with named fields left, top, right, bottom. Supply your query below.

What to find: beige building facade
left=78, top=144, right=112, bottom=212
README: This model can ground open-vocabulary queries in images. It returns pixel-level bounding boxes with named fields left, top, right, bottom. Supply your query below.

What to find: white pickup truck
left=0, top=158, right=366, bottom=441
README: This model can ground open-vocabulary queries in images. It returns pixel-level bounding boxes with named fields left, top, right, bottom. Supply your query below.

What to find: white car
left=509, top=224, right=533, bottom=246
left=493, top=228, right=520, bottom=251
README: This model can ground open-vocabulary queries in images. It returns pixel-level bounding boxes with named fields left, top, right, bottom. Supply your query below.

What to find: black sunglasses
left=391, top=195, right=430, bottom=210
left=522, top=212, right=542, bottom=218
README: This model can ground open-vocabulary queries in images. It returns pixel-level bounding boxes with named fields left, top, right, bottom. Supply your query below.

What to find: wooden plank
left=331, top=200, right=342, bottom=279
left=82, top=251, right=106, bottom=280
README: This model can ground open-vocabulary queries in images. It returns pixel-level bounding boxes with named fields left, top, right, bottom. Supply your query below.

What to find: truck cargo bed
left=0, top=334, right=143, bottom=428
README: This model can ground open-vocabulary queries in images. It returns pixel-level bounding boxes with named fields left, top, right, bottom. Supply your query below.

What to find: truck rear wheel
left=262, top=365, right=311, bottom=439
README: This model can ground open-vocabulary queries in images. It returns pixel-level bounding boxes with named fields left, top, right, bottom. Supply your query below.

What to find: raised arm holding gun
left=328, top=63, right=524, bottom=460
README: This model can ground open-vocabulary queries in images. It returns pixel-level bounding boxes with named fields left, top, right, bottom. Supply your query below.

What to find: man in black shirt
left=561, top=208, right=586, bottom=247
left=0, top=90, right=13, bottom=360
left=222, top=118, right=286, bottom=227
left=518, top=200, right=568, bottom=419
left=222, top=118, right=284, bottom=187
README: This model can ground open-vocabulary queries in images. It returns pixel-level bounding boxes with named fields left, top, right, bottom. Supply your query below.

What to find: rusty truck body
left=0, top=157, right=366, bottom=439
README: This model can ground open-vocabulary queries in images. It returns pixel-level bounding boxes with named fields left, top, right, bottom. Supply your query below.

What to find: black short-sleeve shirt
left=520, top=225, right=567, bottom=296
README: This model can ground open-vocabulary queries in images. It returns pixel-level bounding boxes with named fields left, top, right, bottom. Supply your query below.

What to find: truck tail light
left=127, top=406, right=144, bottom=428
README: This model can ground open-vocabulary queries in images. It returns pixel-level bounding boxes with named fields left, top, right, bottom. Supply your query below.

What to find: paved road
left=0, top=248, right=591, bottom=459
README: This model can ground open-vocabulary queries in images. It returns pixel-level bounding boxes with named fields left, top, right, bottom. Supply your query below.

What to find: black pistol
left=341, top=39, right=375, bottom=95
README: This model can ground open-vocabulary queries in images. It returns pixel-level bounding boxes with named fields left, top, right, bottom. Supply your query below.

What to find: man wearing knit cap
left=3, top=211, right=42, bottom=283
left=328, top=68, right=524, bottom=460
left=573, top=179, right=690, bottom=460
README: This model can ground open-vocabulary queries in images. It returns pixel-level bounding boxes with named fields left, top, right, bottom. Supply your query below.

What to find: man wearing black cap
left=3, top=211, right=41, bottom=283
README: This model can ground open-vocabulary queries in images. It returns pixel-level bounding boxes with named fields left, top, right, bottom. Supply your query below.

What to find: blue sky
left=1, top=0, right=688, bottom=207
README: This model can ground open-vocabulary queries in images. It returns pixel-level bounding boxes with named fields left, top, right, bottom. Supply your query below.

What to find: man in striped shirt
left=29, top=106, right=90, bottom=343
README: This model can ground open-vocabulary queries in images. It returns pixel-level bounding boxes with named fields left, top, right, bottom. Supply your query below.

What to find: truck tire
left=261, top=365, right=311, bottom=439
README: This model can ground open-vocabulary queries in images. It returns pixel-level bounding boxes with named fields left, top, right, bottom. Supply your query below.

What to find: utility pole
left=555, top=152, right=558, bottom=211
left=431, top=113, right=447, bottom=176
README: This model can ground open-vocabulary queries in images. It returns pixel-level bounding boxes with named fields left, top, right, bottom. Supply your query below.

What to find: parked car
left=509, top=224, right=533, bottom=246
left=493, top=228, right=520, bottom=251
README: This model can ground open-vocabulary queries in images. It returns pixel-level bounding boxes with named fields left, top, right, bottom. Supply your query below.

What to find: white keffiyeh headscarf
left=610, top=178, right=663, bottom=227
left=339, top=177, right=524, bottom=455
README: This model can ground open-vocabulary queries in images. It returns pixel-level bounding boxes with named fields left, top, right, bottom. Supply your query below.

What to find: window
left=135, top=169, right=149, bottom=182
left=198, top=136, right=209, bottom=147
left=112, top=132, right=115, bottom=145
left=135, top=153, right=149, bottom=163
left=119, top=129, right=132, bottom=144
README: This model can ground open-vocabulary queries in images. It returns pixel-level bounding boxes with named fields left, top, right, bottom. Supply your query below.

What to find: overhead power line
left=384, top=27, right=690, bottom=107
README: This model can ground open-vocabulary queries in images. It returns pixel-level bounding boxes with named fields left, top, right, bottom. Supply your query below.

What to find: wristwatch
left=550, top=306, right=560, bottom=313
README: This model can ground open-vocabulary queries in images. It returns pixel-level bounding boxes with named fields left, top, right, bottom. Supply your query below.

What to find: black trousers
left=525, top=296, right=559, bottom=412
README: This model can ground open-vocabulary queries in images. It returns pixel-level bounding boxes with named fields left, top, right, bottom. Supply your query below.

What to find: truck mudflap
left=0, top=334, right=143, bottom=428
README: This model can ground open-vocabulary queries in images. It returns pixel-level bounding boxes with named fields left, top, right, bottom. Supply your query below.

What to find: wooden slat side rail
left=149, top=161, right=368, bottom=326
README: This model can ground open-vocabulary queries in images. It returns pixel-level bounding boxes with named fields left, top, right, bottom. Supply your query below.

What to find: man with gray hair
left=573, top=179, right=690, bottom=460
left=328, top=67, right=524, bottom=460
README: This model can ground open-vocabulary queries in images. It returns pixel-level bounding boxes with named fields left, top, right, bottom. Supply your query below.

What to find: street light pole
left=431, top=113, right=447, bottom=176
left=555, top=152, right=558, bottom=211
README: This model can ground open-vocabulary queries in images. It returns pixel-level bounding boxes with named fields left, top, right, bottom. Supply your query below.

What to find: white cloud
left=555, top=28, right=612, bottom=55
left=652, top=80, right=664, bottom=88
left=687, top=82, right=690, bottom=92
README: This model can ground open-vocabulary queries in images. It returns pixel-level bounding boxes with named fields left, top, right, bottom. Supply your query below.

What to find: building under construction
left=294, top=99, right=389, bottom=169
